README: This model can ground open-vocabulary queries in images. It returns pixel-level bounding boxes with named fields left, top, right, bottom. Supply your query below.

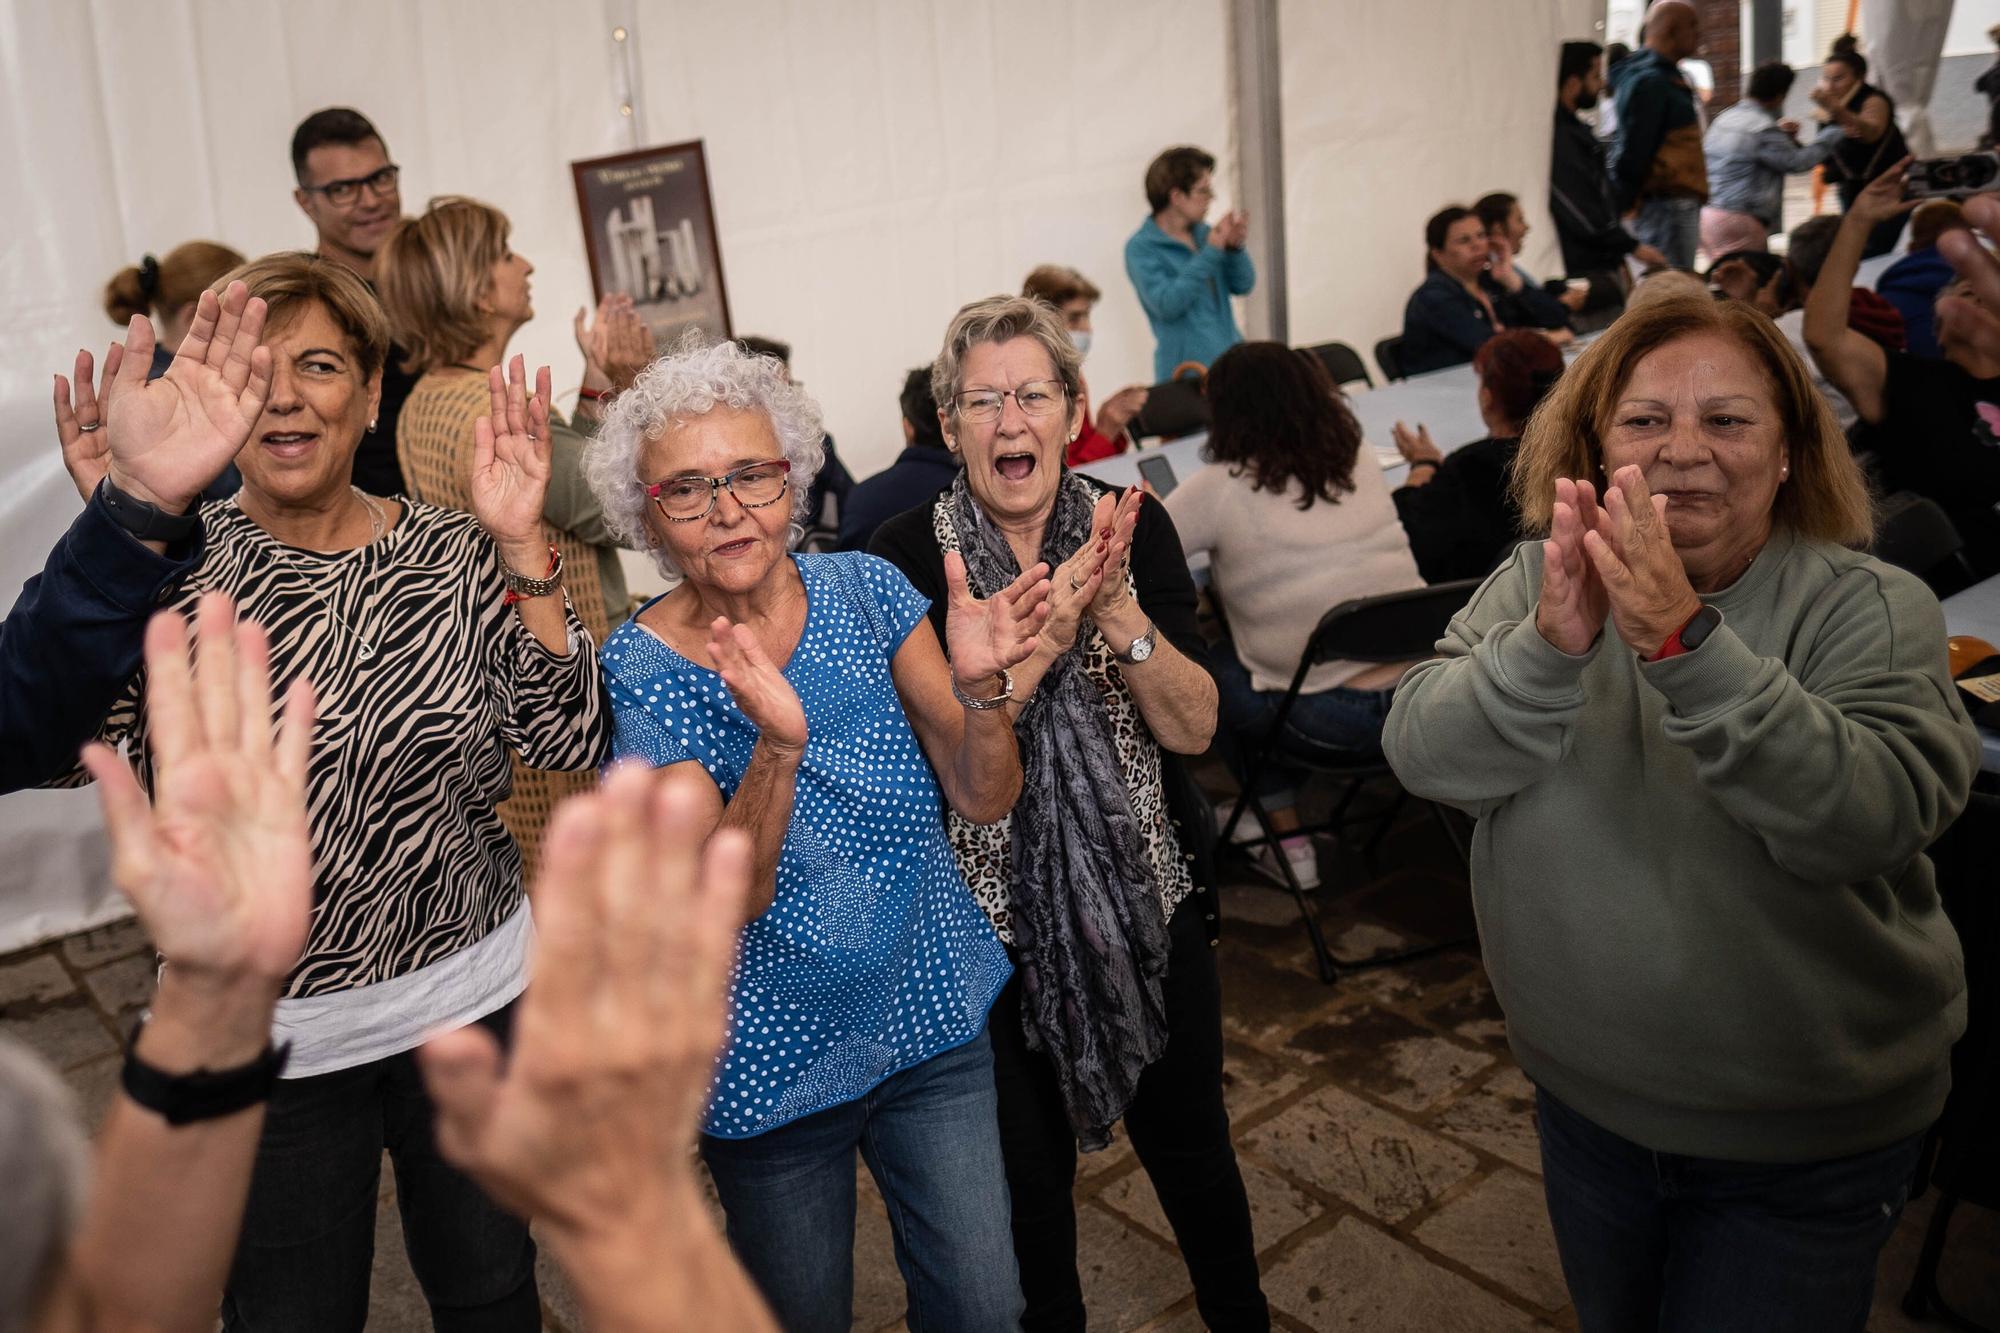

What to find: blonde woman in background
left=376, top=196, right=649, bottom=863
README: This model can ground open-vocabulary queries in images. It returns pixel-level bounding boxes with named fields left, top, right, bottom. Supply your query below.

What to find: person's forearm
left=66, top=969, right=279, bottom=1333
left=544, top=1188, right=778, bottom=1333
left=1803, top=214, right=1867, bottom=349
left=1096, top=601, right=1215, bottom=754
left=719, top=739, right=801, bottom=920
left=939, top=687, right=1022, bottom=824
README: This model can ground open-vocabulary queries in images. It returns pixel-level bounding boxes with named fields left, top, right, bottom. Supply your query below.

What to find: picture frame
left=571, top=139, right=733, bottom=349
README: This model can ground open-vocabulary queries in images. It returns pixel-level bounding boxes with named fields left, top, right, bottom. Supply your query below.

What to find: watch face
left=1127, top=632, right=1156, bottom=663
left=1682, top=605, right=1721, bottom=650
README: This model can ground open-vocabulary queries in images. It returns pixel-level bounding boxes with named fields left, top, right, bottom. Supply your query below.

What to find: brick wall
left=1698, top=0, right=1743, bottom=112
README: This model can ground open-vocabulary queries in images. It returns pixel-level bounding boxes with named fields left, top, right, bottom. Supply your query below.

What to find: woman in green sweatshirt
left=1383, top=295, right=1979, bottom=1333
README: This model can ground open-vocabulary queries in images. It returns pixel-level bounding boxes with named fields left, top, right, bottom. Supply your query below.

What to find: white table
left=1943, top=574, right=2000, bottom=775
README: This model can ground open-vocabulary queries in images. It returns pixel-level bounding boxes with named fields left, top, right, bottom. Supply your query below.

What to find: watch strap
left=122, top=1020, right=290, bottom=1125
left=99, top=477, right=200, bottom=543
left=501, top=545, right=564, bottom=603
left=1648, top=604, right=1719, bottom=662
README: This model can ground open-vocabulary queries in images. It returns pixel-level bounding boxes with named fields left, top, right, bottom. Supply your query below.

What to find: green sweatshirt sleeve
left=1382, top=546, right=1600, bottom=811
left=1641, top=565, right=1979, bottom=884
left=540, top=408, right=617, bottom=548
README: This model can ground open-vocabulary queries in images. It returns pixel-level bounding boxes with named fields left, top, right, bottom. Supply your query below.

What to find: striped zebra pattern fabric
left=56, top=498, right=610, bottom=999
left=397, top=369, right=615, bottom=871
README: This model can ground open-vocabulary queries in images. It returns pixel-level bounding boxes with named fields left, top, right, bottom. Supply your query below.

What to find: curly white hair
left=584, top=333, right=826, bottom=579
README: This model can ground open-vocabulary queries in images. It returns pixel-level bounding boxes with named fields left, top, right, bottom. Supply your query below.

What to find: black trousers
left=988, top=902, right=1270, bottom=1331
left=220, top=1003, right=538, bottom=1332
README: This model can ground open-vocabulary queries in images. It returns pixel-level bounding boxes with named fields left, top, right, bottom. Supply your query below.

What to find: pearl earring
left=368, top=418, right=378, bottom=431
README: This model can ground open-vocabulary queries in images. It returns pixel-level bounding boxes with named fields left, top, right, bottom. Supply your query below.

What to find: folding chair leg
left=1361, top=788, right=1409, bottom=867
left=1243, top=787, right=1339, bottom=985
left=1900, top=1188, right=1996, bottom=1332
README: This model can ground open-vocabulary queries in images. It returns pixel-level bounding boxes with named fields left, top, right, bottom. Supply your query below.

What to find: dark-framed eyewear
left=953, top=380, right=1068, bottom=424
left=645, top=459, right=793, bottom=522
left=303, top=164, right=401, bottom=207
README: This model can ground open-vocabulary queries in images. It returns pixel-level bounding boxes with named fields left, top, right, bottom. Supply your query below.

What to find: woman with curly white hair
left=586, top=336, right=1059, bottom=1331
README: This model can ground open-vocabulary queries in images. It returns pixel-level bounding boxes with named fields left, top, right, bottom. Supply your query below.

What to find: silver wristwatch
left=501, top=546, right=565, bottom=600
left=1113, top=621, right=1156, bottom=664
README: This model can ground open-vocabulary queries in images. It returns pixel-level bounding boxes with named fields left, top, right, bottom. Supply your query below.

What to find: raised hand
left=1096, top=385, right=1149, bottom=440
left=1936, top=193, right=2000, bottom=367
left=101, top=281, right=274, bottom=514
left=418, top=765, right=753, bottom=1245
left=708, top=618, right=808, bottom=752
left=1487, top=235, right=1524, bottom=291
left=80, top=591, right=317, bottom=989
left=1041, top=517, right=1115, bottom=656
left=1581, top=466, right=1703, bottom=657
left=1392, top=421, right=1442, bottom=465
left=575, top=295, right=656, bottom=394
left=1535, top=477, right=1610, bottom=656
left=1088, top=486, right=1147, bottom=622
left=471, top=355, right=554, bottom=555
left=943, top=551, right=1050, bottom=690
left=1848, top=157, right=1918, bottom=228
left=54, top=345, right=121, bottom=501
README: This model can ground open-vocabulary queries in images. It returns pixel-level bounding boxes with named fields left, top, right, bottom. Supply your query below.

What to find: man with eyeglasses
left=289, top=107, right=416, bottom=497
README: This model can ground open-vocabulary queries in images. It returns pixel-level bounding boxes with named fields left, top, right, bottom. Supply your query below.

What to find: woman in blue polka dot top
left=585, top=336, right=1054, bottom=1332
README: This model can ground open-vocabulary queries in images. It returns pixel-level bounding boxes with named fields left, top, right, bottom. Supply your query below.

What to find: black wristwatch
left=99, top=477, right=200, bottom=543
left=1679, top=604, right=1723, bottom=651
left=122, top=1018, right=290, bottom=1125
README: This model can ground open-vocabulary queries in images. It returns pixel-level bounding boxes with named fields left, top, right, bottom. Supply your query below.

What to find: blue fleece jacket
left=1877, top=247, right=1956, bottom=359
left=1124, top=217, right=1255, bottom=382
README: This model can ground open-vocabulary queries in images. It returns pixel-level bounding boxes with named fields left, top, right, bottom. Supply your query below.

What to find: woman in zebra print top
left=54, top=252, right=608, bottom=1331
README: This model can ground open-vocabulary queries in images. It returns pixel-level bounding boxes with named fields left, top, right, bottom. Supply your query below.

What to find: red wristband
left=577, top=387, right=609, bottom=402
left=1648, top=608, right=1702, bottom=662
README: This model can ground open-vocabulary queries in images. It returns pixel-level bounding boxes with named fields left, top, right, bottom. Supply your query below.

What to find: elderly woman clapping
left=1384, top=294, right=1979, bottom=1332
left=586, top=336, right=1049, bottom=1332
left=870, top=296, right=1268, bottom=1331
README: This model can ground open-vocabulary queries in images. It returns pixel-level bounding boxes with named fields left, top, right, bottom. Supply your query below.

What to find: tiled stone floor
left=4, top=797, right=1995, bottom=1331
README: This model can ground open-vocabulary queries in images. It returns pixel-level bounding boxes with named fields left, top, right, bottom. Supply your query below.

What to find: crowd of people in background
left=4, top=0, right=2000, bottom=1328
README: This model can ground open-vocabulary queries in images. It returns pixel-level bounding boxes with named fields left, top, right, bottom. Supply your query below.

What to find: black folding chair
left=1373, top=335, right=1407, bottom=383
left=1872, top=491, right=1979, bottom=598
left=1127, top=374, right=1210, bottom=442
left=1301, top=340, right=1374, bottom=391
left=1218, top=579, right=1484, bottom=984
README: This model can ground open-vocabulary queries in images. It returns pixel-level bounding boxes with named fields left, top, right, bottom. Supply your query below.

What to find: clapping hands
left=574, top=295, right=655, bottom=394
left=1208, top=210, right=1250, bottom=251
left=942, top=551, right=1050, bottom=693
left=1536, top=469, right=1701, bottom=658
left=708, top=618, right=809, bottom=753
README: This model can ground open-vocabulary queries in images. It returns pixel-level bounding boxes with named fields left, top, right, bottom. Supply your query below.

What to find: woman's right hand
left=1392, top=420, right=1441, bottom=465
left=708, top=618, right=808, bottom=754
left=1535, top=477, right=1609, bottom=656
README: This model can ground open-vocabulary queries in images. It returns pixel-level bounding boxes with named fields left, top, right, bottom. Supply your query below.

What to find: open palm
left=101, top=282, right=274, bottom=511
left=82, top=593, right=316, bottom=985
left=943, top=551, right=1051, bottom=684
left=471, top=355, right=555, bottom=547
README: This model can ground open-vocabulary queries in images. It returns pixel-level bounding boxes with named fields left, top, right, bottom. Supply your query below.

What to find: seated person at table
left=1877, top=201, right=1972, bottom=359
left=1165, top=342, right=1424, bottom=888
left=1391, top=329, right=1564, bottom=583
left=1806, top=163, right=2000, bottom=574
left=835, top=366, right=961, bottom=551
left=1022, top=264, right=1149, bottom=465
left=1474, top=192, right=1590, bottom=320
left=1402, top=206, right=1572, bottom=376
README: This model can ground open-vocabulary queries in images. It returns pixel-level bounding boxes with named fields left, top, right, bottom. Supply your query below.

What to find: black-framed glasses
left=645, top=459, right=792, bottom=523
left=302, top=165, right=401, bottom=208
left=953, top=379, right=1068, bottom=425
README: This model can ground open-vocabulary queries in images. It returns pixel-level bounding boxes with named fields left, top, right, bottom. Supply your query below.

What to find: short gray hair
left=932, top=296, right=1083, bottom=430
left=585, top=333, right=826, bottom=579
left=0, top=1036, right=88, bottom=1331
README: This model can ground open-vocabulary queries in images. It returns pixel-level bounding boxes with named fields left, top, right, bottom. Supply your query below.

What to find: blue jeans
left=1212, top=638, right=1395, bottom=807
left=222, top=1004, right=537, bottom=1332
left=1535, top=1087, right=1924, bottom=1333
left=700, top=1029, right=1023, bottom=1333
left=1633, top=194, right=1702, bottom=269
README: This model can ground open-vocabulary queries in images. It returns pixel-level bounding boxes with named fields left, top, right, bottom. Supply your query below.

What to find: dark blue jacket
left=1, top=490, right=201, bottom=793
left=836, top=446, right=960, bottom=551
left=1876, top=247, right=1955, bottom=360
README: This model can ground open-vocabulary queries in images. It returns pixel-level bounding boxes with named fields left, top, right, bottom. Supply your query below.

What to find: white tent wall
left=1279, top=0, right=1602, bottom=380
left=0, top=0, right=1230, bottom=951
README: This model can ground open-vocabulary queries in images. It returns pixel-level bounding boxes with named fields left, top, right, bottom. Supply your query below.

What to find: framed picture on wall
left=571, top=140, right=732, bottom=349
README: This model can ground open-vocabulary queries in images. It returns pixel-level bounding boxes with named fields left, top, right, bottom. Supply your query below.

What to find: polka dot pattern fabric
left=600, top=552, right=1013, bottom=1139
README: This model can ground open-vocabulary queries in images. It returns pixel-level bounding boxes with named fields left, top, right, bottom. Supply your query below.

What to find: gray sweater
left=1384, top=530, right=1979, bottom=1163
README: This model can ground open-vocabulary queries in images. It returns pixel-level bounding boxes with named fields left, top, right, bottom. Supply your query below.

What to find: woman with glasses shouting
left=870, top=296, right=1268, bottom=1331
left=585, top=335, right=1053, bottom=1331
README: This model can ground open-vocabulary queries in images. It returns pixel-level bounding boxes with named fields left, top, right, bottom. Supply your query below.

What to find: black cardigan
left=1393, top=435, right=1527, bottom=584
left=868, top=476, right=1222, bottom=943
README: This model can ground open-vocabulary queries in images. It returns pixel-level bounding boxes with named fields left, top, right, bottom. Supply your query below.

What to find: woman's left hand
left=472, top=355, right=554, bottom=553
left=1582, top=465, right=1704, bottom=657
left=943, top=551, right=1050, bottom=692
left=1087, top=487, right=1147, bottom=622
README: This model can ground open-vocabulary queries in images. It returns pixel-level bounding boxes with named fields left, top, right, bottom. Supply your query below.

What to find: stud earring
left=368, top=418, right=379, bottom=431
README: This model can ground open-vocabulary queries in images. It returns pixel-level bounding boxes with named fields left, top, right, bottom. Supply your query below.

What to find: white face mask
left=1070, top=330, right=1093, bottom=359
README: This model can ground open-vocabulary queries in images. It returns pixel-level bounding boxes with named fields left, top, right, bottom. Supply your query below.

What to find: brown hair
left=103, top=241, right=246, bottom=325
left=374, top=197, right=512, bottom=375
left=932, top=296, right=1082, bottom=434
left=1509, top=295, right=1872, bottom=545
left=1021, top=265, right=1101, bottom=309
left=1204, top=342, right=1361, bottom=511
left=215, top=251, right=389, bottom=382
left=1144, top=146, right=1215, bottom=213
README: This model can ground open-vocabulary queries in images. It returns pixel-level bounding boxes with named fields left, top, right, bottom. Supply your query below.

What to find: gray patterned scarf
left=945, top=469, right=1171, bottom=1150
